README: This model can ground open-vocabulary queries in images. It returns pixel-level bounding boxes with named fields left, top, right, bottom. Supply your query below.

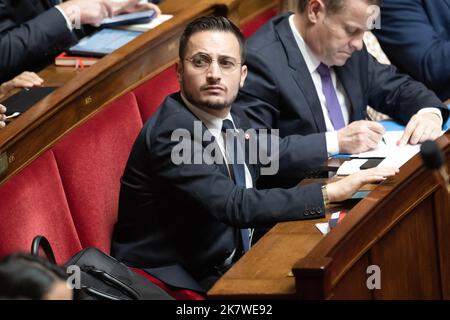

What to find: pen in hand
left=366, top=113, right=387, bottom=145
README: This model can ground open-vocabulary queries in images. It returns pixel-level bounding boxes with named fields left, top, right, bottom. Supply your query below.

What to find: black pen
left=366, top=113, right=387, bottom=145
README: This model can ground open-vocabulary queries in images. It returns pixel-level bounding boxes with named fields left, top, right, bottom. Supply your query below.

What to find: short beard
left=184, top=90, right=237, bottom=112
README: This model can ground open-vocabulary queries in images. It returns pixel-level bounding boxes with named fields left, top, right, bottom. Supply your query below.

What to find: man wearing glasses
left=237, top=0, right=449, bottom=188
left=111, top=16, right=398, bottom=293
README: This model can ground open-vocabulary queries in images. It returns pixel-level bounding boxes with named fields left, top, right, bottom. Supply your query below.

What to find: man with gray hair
left=237, top=0, right=449, bottom=188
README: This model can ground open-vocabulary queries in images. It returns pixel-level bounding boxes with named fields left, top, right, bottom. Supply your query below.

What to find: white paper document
left=315, top=211, right=341, bottom=235
left=336, top=159, right=368, bottom=175
left=350, top=131, right=421, bottom=169
left=315, top=223, right=330, bottom=235
left=117, top=14, right=174, bottom=32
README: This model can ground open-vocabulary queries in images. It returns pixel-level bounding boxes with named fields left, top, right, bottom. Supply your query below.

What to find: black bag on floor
left=31, top=235, right=174, bottom=300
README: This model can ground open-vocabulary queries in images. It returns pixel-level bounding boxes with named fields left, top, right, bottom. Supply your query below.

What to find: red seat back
left=241, top=6, right=278, bottom=38
left=0, top=150, right=82, bottom=264
left=134, top=65, right=179, bottom=122
left=52, top=92, right=143, bottom=253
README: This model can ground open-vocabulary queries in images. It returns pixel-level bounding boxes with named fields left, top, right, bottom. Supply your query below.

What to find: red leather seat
left=52, top=92, right=143, bottom=253
left=0, top=150, right=82, bottom=264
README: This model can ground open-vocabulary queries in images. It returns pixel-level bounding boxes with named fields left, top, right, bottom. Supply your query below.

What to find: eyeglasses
left=185, top=53, right=242, bottom=75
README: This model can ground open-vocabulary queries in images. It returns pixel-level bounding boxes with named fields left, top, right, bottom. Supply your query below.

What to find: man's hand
left=59, top=0, right=114, bottom=27
left=337, top=120, right=385, bottom=154
left=326, top=166, right=399, bottom=203
left=0, top=72, right=44, bottom=98
left=0, top=104, right=6, bottom=129
left=112, top=0, right=161, bottom=16
left=398, top=113, right=442, bottom=146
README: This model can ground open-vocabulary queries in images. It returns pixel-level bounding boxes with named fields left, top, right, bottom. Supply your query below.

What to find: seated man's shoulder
left=145, top=95, right=196, bottom=136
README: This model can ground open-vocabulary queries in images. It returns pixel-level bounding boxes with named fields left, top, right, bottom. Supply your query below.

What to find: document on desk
left=117, top=14, right=174, bottom=32
left=351, top=131, right=421, bottom=168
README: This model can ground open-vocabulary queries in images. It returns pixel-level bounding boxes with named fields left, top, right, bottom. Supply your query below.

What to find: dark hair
left=179, top=16, right=246, bottom=63
left=297, top=0, right=380, bottom=14
left=0, top=253, right=68, bottom=300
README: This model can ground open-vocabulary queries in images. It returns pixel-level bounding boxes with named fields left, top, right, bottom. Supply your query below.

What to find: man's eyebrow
left=344, top=21, right=367, bottom=32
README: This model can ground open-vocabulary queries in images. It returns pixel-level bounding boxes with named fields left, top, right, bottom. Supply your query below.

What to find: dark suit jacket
left=374, top=0, right=450, bottom=101
left=111, top=92, right=327, bottom=292
left=0, top=0, right=78, bottom=82
left=237, top=13, right=448, bottom=166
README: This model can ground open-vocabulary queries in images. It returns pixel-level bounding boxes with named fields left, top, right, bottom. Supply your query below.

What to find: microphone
left=420, top=140, right=450, bottom=194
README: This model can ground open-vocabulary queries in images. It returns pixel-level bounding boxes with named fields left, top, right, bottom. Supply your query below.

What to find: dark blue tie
left=49, top=0, right=61, bottom=6
left=222, top=119, right=250, bottom=252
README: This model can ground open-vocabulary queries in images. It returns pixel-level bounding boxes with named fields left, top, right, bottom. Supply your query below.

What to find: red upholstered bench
left=241, top=5, right=278, bottom=39
left=0, top=65, right=204, bottom=299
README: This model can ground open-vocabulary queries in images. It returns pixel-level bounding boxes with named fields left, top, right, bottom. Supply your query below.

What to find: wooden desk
left=209, top=132, right=450, bottom=299
left=0, top=0, right=243, bottom=184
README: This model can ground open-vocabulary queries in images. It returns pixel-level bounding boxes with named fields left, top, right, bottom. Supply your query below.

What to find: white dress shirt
left=182, top=94, right=253, bottom=189
left=289, top=15, right=349, bottom=155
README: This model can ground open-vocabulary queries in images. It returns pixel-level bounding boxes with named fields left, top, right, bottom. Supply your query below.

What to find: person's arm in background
left=0, top=72, right=43, bottom=98
left=0, top=72, right=44, bottom=129
left=111, top=0, right=161, bottom=16
left=364, top=46, right=449, bottom=146
left=0, top=0, right=161, bottom=82
left=373, top=0, right=450, bottom=101
left=0, top=1, right=75, bottom=82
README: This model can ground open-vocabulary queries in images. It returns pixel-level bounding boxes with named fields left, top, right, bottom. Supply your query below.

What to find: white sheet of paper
left=315, top=212, right=341, bottom=235
left=336, top=159, right=368, bottom=175
left=350, top=131, right=422, bottom=169
left=315, top=223, right=330, bottom=235
left=117, top=14, right=173, bottom=32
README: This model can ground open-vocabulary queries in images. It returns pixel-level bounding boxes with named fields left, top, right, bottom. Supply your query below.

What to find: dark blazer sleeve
left=0, top=6, right=73, bottom=80
left=374, top=0, right=450, bottom=98
left=150, top=113, right=325, bottom=228
left=237, top=48, right=328, bottom=177
left=364, top=50, right=449, bottom=125
left=257, top=130, right=328, bottom=179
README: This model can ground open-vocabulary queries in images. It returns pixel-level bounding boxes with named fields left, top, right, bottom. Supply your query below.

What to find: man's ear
left=240, top=65, right=248, bottom=88
left=176, top=62, right=183, bottom=83
left=307, top=0, right=325, bottom=24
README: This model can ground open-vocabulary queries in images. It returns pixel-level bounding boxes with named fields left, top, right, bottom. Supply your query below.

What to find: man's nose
left=206, top=61, right=222, bottom=80
left=349, top=34, right=364, bottom=51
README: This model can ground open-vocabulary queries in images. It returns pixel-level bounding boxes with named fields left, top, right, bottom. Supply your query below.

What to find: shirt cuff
left=325, top=131, right=340, bottom=156
left=417, top=107, right=443, bottom=126
left=55, top=5, right=73, bottom=31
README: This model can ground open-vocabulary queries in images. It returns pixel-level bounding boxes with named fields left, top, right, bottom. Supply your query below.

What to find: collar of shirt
left=288, top=15, right=344, bottom=155
left=181, top=93, right=236, bottom=137
left=181, top=93, right=254, bottom=189
left=288, top=15, right=321, bottom=75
